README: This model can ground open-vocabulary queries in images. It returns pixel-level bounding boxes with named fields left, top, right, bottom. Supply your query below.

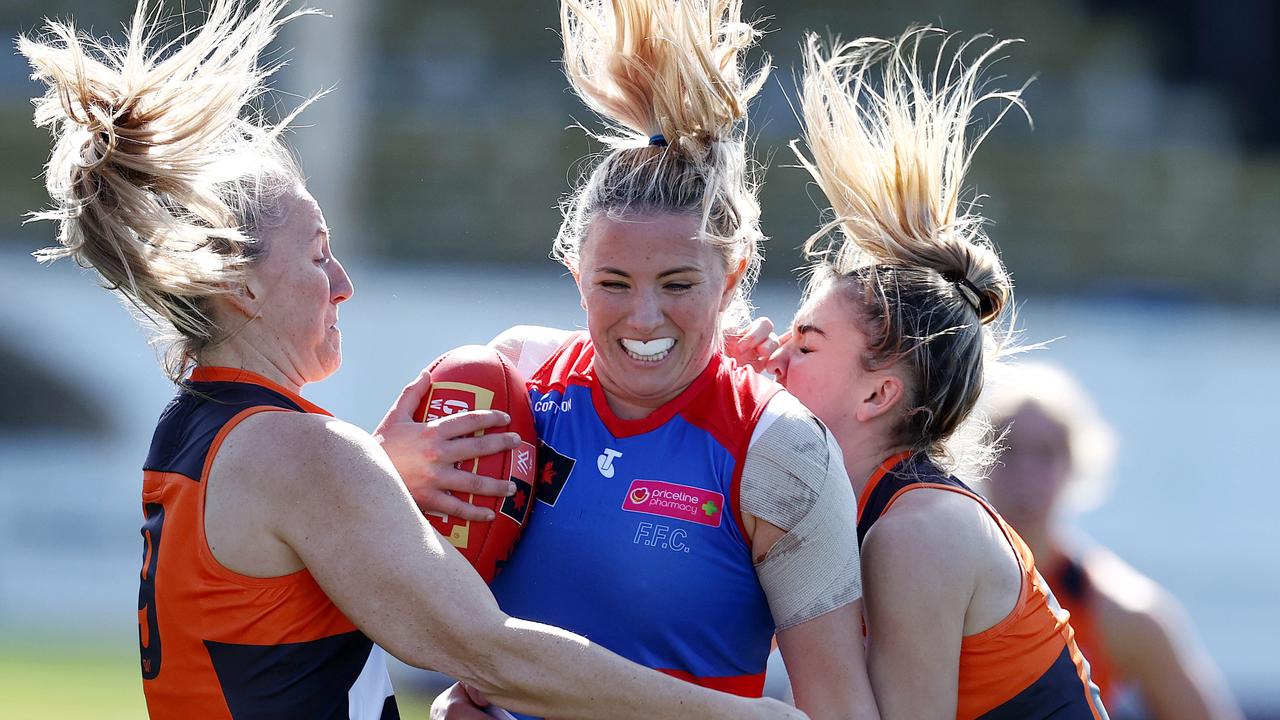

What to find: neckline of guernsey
left=585, top=348, right=723, bottom=438
left=856, top=449, right=916, bottom=521
left=186, top=366, right=332, bottom=417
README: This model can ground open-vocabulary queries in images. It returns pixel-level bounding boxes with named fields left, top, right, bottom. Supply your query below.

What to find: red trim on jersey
left=187, top=366, right=330, bottom=416
left=526, top=331, right=590, bottom=396
left=681, top=359, right=780, bottom=547
left=586, top=349, right=723, bottom=439
left=656, top=668, right=767, bottom=698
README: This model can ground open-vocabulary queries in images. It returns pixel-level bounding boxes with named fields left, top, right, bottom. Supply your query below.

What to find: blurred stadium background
left=0, top=0, right=1276, bottom=717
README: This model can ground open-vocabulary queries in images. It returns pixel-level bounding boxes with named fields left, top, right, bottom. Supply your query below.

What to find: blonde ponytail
left=561, top=0, right=768, bottom=151
left=794, top=27, right=1029, bottom=324
left=556, top=0, right=769, bottom=329
left=21, top=0, right=318, bottom=380
left=794, top=27, right=1032, bottom=475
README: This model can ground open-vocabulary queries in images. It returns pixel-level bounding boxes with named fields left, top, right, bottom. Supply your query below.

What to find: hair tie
left=939, top=270, right=982, bottom=313
left=951, top=275, right=982, bottom=314
left=648, top=133, right=668, bottom=147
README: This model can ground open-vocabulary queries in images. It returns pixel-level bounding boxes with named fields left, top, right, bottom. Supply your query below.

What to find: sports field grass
left=0, top=640, right=436, bottom=719
left=0, top=641, right=144, bottom=720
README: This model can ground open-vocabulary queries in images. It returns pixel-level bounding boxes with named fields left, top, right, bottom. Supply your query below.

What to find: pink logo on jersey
left=622, top=479, right=723, bottom=528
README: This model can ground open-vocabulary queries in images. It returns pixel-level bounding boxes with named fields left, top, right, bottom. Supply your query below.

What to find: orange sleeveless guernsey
left=139, top=367, right=398, bottom=719
left=857, top=452, right=1109, bottom=720
left=1048, top=554, right=1131, bottom=710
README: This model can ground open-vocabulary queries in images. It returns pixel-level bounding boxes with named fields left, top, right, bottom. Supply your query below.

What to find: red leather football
left=412, top=344, right=538, bottom=583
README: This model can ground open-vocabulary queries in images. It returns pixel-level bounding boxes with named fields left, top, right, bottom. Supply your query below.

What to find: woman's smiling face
left=577, top=211, right=737, bottom=419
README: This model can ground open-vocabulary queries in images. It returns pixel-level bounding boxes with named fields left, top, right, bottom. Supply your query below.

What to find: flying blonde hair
left=556, top=0, right=770, bottom=329
left=793, top=27, right=1032, bottom=477
left=21, top=0, right=319, bottom=380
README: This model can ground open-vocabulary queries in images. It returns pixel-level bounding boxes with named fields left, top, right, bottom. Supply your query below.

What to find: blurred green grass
left=0, top=640, right=435, bottom=719
left=0, top=641, right=144, bottom=720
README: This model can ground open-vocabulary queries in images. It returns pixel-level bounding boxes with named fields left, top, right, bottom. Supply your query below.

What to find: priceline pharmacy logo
left=621, top=479, right=723, bottom=528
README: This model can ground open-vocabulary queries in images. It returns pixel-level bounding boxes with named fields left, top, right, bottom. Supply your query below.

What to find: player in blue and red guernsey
left=425, top=2, right=879, bottom=718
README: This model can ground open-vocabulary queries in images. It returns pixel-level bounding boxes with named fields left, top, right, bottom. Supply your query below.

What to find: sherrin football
left=412, top=344, right=538, bottom=583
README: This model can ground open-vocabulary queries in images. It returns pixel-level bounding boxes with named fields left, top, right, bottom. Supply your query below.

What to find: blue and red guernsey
left=139, top=367, right=398, bottom=720
left=491, top=333, right=780, bottom=708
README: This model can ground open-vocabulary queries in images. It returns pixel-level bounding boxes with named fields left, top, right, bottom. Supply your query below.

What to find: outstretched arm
left=221, top=411, right=803, bottom=720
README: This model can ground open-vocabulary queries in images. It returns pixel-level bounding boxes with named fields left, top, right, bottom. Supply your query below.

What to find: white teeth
left=621, top=337, right=675, bottom=362
left=622, top=338, right=675, bottom=355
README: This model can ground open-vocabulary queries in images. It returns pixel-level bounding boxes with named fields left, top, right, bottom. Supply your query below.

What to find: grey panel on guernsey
left=742, top=392, right=862, bottom=631
left=490, top=325, right=573, bottom=379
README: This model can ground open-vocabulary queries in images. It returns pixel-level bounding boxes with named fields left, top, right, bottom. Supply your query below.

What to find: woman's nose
left=627, top=290, right=664, bottom=332
left=330, top=256, right=354, bottom=303
left=765, top=331, right=793, bottom=380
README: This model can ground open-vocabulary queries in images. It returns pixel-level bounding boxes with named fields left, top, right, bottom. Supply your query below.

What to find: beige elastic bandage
left=741, top=392, right=862, bottom=631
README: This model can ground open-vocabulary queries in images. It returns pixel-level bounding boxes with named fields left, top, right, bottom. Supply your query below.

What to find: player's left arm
left=774, top=601, right=874, bottom=719
left=1092, top=557, right=1244, bottom=720
left=740, top=394, right=879, bottom=720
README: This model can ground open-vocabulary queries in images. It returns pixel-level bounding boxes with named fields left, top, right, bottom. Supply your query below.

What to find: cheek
left=798, top=358, right=849, bottom=413
left=782, top=356, right=819, bottom=397
left=794, top=354, right=824, bottom=384
left=676, top=287, right=723, bottom=331
left=583, top=291, right=623, bottom=325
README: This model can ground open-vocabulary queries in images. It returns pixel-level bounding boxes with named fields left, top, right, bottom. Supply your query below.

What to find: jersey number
left=138, top=502, right=164, bottom=679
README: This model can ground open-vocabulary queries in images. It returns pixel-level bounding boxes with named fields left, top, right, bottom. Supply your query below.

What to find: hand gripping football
left=412, top=345, right=538, bottom=583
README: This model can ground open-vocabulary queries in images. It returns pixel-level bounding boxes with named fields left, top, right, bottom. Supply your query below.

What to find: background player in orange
left=983, top=362, right=1244, bottom=720
left=20, top=1, right=807, bottom=718
left=734, top=28, right=1109, bottom=719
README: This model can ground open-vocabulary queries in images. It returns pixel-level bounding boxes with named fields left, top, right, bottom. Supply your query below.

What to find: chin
left=314, top=353, right=343, bottom=382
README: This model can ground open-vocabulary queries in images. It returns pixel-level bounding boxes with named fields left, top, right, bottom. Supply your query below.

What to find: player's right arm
left=216, top=410, right=804, bottom=720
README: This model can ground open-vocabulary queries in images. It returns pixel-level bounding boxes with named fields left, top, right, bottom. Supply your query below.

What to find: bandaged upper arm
left=742, top=392, right=862, bottom=631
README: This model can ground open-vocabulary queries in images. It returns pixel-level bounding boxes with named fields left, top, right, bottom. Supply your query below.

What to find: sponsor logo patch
left=621, top=479, right=724, bottom=528
left=597, top=448, right=622, bottom=478
left=536, top=441, right=577, bottom=506
left=499, top=441, right=538, bottom=524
